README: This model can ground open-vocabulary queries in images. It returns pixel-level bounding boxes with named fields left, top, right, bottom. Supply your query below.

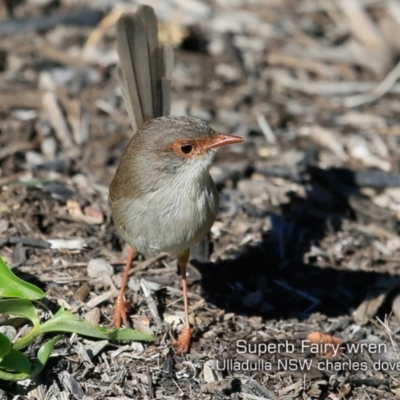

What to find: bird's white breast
left=118, top=171, right=219, bottom=257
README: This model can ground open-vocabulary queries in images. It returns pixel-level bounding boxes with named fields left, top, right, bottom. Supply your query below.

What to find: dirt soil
left=2, top=0, right=400, bottom=399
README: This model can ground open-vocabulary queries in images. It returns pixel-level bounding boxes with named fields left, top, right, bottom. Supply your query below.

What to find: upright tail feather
left=116, top=6, right=173, bottom=133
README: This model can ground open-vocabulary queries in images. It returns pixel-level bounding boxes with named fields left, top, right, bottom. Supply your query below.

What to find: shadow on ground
left=194, top=157, right=400, bottom=322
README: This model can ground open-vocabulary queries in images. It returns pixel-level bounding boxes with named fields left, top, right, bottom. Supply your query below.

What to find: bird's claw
left=174, top=326, right=191, bottom=355
left=113, top=295, right=131, bottom=328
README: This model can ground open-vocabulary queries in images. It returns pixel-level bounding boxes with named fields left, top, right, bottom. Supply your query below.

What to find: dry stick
left=297, top=0, right=381, bottom=13
left=307, top=0, right=387, bottom=66
left=82, top=8, right=124, bottom=61
left=42, top=91, right=74, bottom=148
left=146, top=365, right=154, bottom=399
left=39, top=45, right=86, bottom=68
left=140, top=279, right=163, bottom=327
left=324, top=0, right=349, bottom=33
left=375, top=316, right=400, bottom=361
left=267, top=52, right=339, bottom=78
left=340, top=0, right=384, bottom=49
left=256, top=113, right=276, bottom=144
left=343, top=59, right=400, bottom=107
left=388, top=0, right=400, bottom=28
left=265, top=70, right=400, bottom=96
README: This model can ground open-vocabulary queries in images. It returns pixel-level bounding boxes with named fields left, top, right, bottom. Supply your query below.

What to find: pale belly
left=114, top=177, right=219, bottom=257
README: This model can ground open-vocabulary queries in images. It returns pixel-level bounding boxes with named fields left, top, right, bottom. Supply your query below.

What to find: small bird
left=109, top=5, right=243, bottom=354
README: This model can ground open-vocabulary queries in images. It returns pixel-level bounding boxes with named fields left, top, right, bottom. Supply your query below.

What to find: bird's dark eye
left=180, top=144, right=193, bottom=154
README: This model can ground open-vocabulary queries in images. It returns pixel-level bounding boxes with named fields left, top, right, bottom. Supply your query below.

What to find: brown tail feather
left=116, top=6, right=173, bottom=133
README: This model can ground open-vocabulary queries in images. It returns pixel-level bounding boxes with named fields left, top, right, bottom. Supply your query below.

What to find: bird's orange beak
left=206, top=134, right=244, bottom=149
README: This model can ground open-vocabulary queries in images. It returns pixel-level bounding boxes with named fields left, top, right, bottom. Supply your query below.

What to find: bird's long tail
left=116, top=6, right=174, bottom=133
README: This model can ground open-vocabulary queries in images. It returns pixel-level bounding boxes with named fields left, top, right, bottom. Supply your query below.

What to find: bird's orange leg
left=174, top=248, right=191, bottom=354
left=113, top=247, right=135, bottom=327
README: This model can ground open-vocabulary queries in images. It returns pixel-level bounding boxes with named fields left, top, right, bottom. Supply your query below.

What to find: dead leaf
left=307, top=331, right=343, bottom=358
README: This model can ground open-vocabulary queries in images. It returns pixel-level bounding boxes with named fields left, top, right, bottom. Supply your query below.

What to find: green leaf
left=18, top=179, right=48, bottom=188
left=0, top=336, right=60, bottom=382
left=0, top=255, right=44, bottom=300
left=0, top=299, right=41, bottom=349
left=0, top=332, right=12, bottom=361
left=29, top=336, right=60, bottom=378
left=0, top=348, right=31, bottom=373
left=40, top=308, right=155, bottom=341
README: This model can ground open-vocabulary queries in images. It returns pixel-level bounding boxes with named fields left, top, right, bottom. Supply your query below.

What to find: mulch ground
left=2, top=0, right=400, bottom=399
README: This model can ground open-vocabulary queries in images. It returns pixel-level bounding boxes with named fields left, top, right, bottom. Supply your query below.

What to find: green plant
left=0, top=255, right=154, bottom=381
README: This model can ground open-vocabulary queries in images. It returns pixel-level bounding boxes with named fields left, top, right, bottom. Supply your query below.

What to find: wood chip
left=47, top=238, right=88, bottom=250
left=42, top=91, right=74, bottom=149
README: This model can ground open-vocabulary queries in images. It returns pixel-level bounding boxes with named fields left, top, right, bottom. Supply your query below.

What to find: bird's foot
left=113, top=295, right=131, bottom=328
left=174, top=326, right=191, bottom=355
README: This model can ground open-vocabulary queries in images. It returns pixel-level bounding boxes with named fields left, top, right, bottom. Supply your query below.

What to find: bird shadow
left=192, top=157, right=400, bottom=323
